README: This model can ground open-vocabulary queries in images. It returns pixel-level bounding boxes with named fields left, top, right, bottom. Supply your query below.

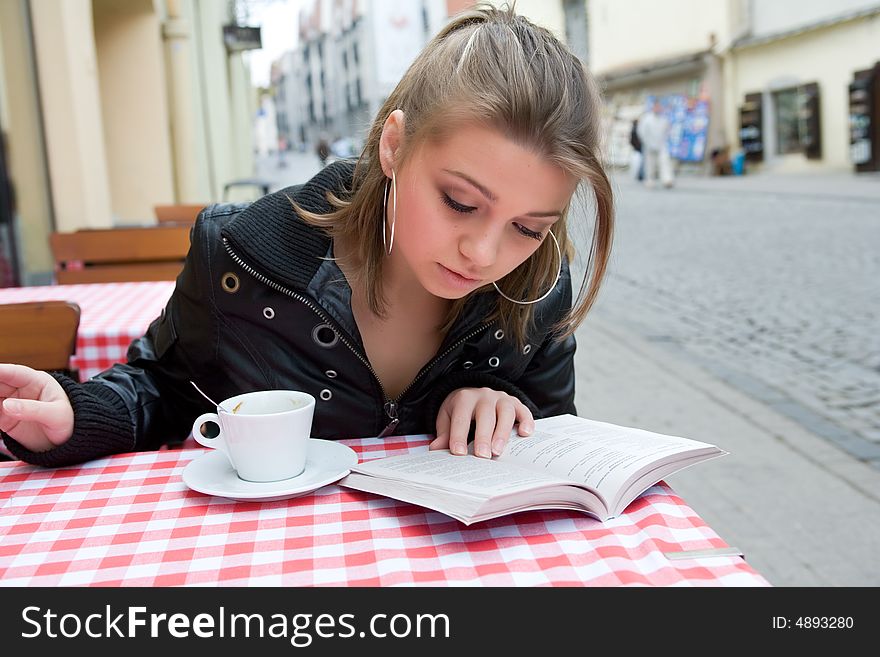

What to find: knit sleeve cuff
left=1, top=374, right=135, bottom=468
left=422, top=370, right=540, bottom=433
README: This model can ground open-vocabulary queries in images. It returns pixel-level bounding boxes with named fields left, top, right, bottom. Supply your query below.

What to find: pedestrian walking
left=629, top=120, right=644, bottom=181
left=315, top=136, right=330, bottom=167
left=637, top=101, right=675, bottom=188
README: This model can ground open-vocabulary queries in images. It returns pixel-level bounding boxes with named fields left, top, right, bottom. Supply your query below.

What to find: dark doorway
left=0, top=126, right=21, bottom=288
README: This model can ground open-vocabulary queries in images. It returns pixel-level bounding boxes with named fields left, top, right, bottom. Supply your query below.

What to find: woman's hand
left=430, top=387, right=534, bottom=458
left=0, top=364, right=74, bottom=453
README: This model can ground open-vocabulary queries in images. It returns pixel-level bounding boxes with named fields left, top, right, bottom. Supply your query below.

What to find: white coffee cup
left=191, top=390, right=316, bottom=482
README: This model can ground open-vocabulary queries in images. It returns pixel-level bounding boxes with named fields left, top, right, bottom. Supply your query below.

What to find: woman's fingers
left=0, top=363, right=44, bottom=396
left=471, top=397, right=499, bottom=458
left=446, top=393, right=477, bottom=455
left=0, top=369, right=74, bottom=450
left=430, top=407, right=452, bottom=450
left=433, top=388, right=536, bottom=459
left=515, top=403, right=535, bottom=436
left=490, top=400, right=518, bottom=456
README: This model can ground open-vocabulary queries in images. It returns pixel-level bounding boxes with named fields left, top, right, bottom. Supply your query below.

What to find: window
left=772, top=84, right=822, bottom=158
left=774, top=88, right=801, bottom=154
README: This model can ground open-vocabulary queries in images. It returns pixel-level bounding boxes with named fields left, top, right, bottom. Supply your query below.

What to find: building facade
left=0, top=0, right=258, bottom=285
left=273, top=0, right=571, bottom=157
left=274, top=0, right=450, bottom=155
left=588, top=0, right=880, bottom=174
left=727, top=0, right=880, bottom=172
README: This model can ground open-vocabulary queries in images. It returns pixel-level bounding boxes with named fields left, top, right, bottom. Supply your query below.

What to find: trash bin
left=731, top=151, right=745, bottom=176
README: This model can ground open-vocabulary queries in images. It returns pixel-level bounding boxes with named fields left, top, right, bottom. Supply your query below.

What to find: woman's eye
left=441, top=193, right=477, bottom=214
left=514, top=223, right=544, bottom=241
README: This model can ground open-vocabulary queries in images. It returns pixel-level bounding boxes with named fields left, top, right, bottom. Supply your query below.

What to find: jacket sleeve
left=2, top=215, right=218, bottom=467
left=422, top=262, right=576, bottom=427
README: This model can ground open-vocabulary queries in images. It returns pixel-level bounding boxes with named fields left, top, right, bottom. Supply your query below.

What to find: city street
left=574, top=170, right=880, bottom=585
left=591, top=172, right=880, bottom=461
left=258, top=151, right=880, bottom=584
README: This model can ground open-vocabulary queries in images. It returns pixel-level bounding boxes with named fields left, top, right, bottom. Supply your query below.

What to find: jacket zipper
left=381, top=323, right=488, bottom=436
left=223, top=238, right=489, bottom=436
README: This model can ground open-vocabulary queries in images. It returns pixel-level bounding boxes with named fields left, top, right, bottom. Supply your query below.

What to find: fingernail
left=476, top=445, right=490, bottom=458
left=4, top=399, right=21, bottom=413
left=491, top=440, right=505, bottom=455
left=451, top=444, right=466, bottom=455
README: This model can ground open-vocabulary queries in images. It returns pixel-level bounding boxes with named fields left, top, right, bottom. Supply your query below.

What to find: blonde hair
left=300, top=3, right=614, bottom=347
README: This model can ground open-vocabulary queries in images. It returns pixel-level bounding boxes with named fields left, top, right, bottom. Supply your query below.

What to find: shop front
left=849, top=61, right=880, bottom=173
left=598, top=48, right=724, bottom=174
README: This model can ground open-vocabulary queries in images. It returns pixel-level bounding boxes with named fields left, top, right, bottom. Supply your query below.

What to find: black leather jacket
left=4, top=161, right=576, bottom=467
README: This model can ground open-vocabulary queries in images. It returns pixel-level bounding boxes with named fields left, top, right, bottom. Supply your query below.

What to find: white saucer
left=182, top=439, right=358, bottom=502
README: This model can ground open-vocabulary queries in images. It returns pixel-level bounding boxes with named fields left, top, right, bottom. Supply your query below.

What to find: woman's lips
left=438, top=263, right=482, bottom=288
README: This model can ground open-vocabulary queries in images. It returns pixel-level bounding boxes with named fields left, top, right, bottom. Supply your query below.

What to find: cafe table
left=0, top=435, right=769, bottom=587
left=0, top=281, right=174, bottom=381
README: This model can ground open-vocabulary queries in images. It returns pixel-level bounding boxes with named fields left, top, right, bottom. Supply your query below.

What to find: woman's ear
left=379, top=109, right=405, bottom=177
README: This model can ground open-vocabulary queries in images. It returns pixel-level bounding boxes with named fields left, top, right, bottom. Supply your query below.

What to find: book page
left=348, top=449, right=570, bottom=498
left=498, top=415, right=720, bottom=503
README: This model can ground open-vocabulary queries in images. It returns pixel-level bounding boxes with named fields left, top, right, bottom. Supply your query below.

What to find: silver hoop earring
left=382, top=169, right=397, bottom=255
left=492, top=229, right=562, bottom=305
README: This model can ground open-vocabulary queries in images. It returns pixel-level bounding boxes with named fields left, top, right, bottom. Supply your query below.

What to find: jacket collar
left=221, top=160, right=355, bottom=292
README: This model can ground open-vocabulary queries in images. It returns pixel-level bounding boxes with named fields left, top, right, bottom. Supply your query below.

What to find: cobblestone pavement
left=573, top=173, right=880, bottom=466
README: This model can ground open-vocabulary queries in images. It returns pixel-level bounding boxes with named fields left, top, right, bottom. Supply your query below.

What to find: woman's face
left=387, top=122, right=577, bottom=300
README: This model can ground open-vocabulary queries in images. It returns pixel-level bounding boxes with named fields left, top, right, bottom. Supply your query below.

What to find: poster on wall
left=647, top=95, right=710, bottom=162
left=372, top=0, right=425, bottom=95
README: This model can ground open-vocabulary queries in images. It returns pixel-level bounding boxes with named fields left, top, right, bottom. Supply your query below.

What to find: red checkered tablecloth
left=0, top=282, right=174, bottom=381
left=0, top=435, right=770, bottom=586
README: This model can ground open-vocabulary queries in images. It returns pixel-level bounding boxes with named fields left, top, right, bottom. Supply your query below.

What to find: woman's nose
left=459, top=227, right=502, bottom=269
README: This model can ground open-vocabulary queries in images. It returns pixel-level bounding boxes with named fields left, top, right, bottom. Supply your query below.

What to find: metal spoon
left=190, top=380, right=233, bottom=414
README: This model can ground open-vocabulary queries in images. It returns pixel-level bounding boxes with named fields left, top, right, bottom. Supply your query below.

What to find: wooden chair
left=50, top=225, right=190, bottom=284
left=0, top=301, right=81, bottom=380
left=154, top=204, right=206, bottom=225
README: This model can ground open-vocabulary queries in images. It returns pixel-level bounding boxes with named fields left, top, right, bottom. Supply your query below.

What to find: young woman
left=0, top=5, right=613, bottom=467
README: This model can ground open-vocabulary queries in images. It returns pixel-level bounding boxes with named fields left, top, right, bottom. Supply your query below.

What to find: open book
left=339, top=414, right=726, bottom=525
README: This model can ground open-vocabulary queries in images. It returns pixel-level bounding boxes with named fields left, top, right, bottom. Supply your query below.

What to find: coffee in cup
left=191, top=390, right=315, bottom=482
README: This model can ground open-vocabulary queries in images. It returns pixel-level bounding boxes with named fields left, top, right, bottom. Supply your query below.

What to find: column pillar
left=29, top=0, right=113, bottom=230
left=162, top=0, right=200, bottom=202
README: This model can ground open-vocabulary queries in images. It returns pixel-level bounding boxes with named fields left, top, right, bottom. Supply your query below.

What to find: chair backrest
left=154, top=204, right=206, bottom=225
left=50, top=225, right=190, bottom=284
left=0, top=301, right=81, bottom=377
left=223, top=178, right=271, bottom=201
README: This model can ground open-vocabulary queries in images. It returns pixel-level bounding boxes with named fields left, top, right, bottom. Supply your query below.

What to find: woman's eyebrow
left=442, top=168, right=562, bottom=217
left=443, top=169, right=497, bottom=201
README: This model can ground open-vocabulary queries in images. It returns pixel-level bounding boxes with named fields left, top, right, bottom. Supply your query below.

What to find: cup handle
left=192, top=412, right=227, bottom=455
